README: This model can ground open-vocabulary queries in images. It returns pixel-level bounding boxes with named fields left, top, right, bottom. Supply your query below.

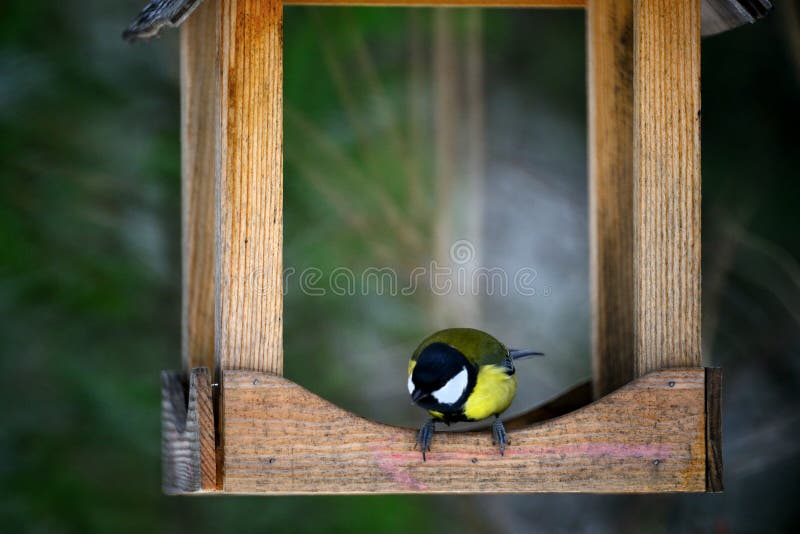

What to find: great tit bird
left=407, top=328, right=543, bottom=460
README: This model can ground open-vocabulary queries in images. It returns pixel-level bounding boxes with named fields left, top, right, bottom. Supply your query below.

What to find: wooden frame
left=163, top=0, right=722, bottom=494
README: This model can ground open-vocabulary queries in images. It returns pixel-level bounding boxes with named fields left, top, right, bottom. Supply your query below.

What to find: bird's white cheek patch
left=432, top=367, right=468, bottom=404
left=407, top=374, right=415, bottom=395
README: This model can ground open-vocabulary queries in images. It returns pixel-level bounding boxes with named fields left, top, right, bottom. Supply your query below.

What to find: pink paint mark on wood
left=371, top=446, right=428, bottom=490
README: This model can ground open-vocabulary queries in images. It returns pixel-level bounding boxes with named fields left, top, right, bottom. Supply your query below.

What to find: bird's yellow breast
left=463, top=365, right=518, bottom=421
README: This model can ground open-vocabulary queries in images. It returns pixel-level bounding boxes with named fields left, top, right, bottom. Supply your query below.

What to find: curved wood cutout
left=222, top=368, right=706, bottom=494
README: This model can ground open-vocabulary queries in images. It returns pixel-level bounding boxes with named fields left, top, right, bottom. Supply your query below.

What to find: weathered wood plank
left=181, top=0, right=217, bottom=372
left=632, top=0, right=702, bottom=375
left=196, top=370, right=217, bottom=489
left=162, top=368, right=216, bottom=493
left=221, top=369, right=706, bottom=494
left=587, top=0, right=635, bottom=398
left=505, top=379, right=592, bottom=430
left=216, top=0, right=283, bottom=375
left=705, top=367, right=723, bottom=492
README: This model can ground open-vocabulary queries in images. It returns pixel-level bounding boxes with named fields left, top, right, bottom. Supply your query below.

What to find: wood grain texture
left=588, top=0, right=635, bottom=398
left=633, top=0, right=702, bottom=375
left=181, top=0, right=217, bottom=372
left=504, top=379, right=592, bottom=431
left=216, top=0, right=283, bottom=374
left=162, top=368, right=216, bottom=493
left=705, top=367, right=723, bottom=492
left=221, top=369, right=706, bottom=494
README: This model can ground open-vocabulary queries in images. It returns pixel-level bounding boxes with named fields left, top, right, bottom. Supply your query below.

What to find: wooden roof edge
left=702, top=0, right=773, bottom=37
left=123, top=0, right=205, bottom=42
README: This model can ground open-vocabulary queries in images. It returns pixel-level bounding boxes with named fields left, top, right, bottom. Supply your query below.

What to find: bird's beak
left=411, top=389, right=426, bottom=403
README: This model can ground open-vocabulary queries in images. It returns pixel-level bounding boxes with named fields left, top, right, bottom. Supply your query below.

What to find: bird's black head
left=408, top=342, right=477, bottom=412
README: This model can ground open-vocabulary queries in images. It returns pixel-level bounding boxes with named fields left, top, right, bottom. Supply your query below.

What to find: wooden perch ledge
left=163, top=367, right=722, bottom=494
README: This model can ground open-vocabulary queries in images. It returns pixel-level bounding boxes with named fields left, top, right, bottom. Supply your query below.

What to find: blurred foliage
left=283, top=7, right=590, bottom=420
left=0, top=0, right=799, bottom=532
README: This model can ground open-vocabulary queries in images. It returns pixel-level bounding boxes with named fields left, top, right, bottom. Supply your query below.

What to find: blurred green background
left=1, top=0, right=799, bottom=531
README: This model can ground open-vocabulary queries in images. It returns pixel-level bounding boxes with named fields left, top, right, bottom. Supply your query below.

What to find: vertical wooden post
left=181, top=0, right=218, bottom=372
left=216, top=0, right=284, bottom=375
left=587, top=0, right=635, bottom=397
left=633, top=0, right=702, bottom=374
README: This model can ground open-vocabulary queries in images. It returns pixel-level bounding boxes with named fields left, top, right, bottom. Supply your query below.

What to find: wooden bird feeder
left=130, top=0, right=770, bottom=495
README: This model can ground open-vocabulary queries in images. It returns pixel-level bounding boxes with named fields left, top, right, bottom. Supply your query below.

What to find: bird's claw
left=415, top=419, right=436, bottom=461
left=492, top=417, right=509, bottom=456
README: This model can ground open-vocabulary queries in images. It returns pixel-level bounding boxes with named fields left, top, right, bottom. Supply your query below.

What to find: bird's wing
left=123, top=0, right=206, bottom=42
